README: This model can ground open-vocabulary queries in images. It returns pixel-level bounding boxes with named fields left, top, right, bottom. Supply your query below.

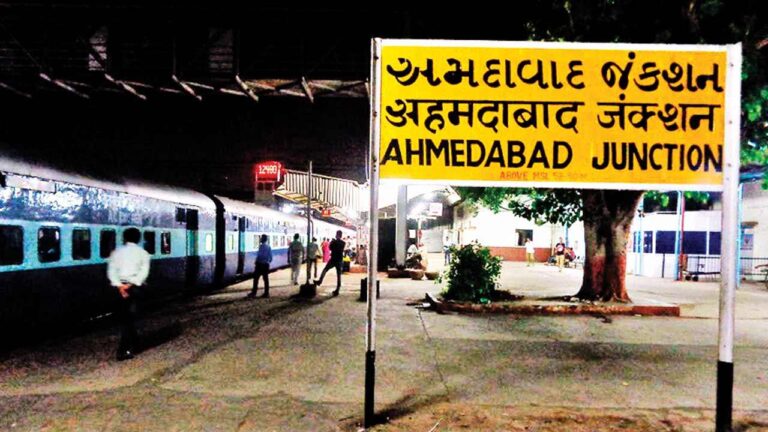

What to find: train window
left=38, top=227, right=61, bottom=263
left=204, top=233, right=214, bottom=252
left=100, top=229, right=116, bottom=258
left=228, top=234, right=235, bottom=252
left=143, top=231, right=156, bottom=254
left=72, top=228, right=91, bottom=260
left=0, top=225, right=23, bottom=265
left=161, top=232, right=171, bottom=255
left=175, top=208, right=186, bottom=223
left=253, top=234, right=258, bottom=248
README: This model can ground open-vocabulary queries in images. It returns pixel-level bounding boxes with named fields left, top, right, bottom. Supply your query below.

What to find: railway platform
left=1, top=260, right=768, bottom=431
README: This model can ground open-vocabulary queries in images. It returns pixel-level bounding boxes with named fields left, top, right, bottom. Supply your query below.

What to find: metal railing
left=686, top=255, right=768, bottom=281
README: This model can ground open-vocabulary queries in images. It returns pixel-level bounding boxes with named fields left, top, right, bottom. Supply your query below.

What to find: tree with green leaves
left=460, top=0, right=767, bottom=302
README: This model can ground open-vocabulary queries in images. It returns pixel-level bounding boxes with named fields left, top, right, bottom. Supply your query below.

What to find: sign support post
left=305, top=161, right=313, bottom=286
left=716, top=43, right=742, bottom=432
left=365, top=37, right=382, bottom=429
left=371, top=38, right=740, bottom=432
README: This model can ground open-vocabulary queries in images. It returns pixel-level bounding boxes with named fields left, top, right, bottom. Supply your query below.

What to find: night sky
left=0, top=96, right=369, bottom=200
left=0, top=2, right=758, bottom=199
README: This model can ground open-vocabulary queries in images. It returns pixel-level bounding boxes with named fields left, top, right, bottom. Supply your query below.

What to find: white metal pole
left=306, top=161, right=312, bottom=285
left=736, top=183, right=743, bottom=289
left=365, top=37, right=382, bottom=428
left=395, top=185, right=408, bottom=266
left=638, top=199, right=644, bottom=276
left=716, top=43, right=742, bottom=432
left=673, top=191, right=682, bottom=280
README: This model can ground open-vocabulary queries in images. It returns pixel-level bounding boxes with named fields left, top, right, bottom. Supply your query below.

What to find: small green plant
left=438, top=242, right=502, bottom=302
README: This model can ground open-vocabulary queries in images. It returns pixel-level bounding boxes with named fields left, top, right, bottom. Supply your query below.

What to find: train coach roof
left=215, top=195, right=354, bottom=234
left=214, top=196, right=303, bottom=222
left=0, top=155, right=216, bottom=209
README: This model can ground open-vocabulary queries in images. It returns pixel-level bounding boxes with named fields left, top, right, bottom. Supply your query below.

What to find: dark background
left=0, top=1, right=759, bottom=199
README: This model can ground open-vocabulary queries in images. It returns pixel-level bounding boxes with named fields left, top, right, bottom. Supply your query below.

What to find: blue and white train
left=0, top=156, right=354, bottom=336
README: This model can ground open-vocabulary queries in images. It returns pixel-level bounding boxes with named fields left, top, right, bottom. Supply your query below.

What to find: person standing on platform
left=107, top=227, right=151, bottom=361
left=554, top=237, right=567, bottom=271
left=307, top=237, right=320, bottom=279
left=288, top=233, right=305, bottom=285
left=321, top=237, right=330, bottom=263
left=315, top=230, right=345, bottom=296
left=407, top=241, right=419, bottom=259
left=525, top=238, right=535, bottom=267
left=247, top=234, right=272, bottom=298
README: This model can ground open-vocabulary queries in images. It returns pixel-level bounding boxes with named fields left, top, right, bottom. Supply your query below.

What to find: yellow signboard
left=375, top=40, right=733, bottom=190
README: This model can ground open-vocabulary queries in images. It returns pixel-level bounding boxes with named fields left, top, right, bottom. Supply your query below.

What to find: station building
left=449, top=201, right=585, bottom=264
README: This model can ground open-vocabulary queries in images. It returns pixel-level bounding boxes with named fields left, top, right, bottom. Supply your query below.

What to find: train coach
left=0, top=156, right=354, bottom=339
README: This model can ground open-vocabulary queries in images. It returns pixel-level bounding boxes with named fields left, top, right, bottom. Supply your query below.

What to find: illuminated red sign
left=321, top=208, right=332, bottom=217
left=254, top=161, right=285, bottom=183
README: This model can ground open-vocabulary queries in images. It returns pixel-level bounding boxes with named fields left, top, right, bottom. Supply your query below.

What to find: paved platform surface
left=1, top=258, right=767, bottom=431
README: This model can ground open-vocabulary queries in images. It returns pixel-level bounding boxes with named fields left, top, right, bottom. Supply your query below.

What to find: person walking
left=107, top=227, right=151, bottom=361
left=315, top=230, right=345, bottom=296
left=525, top=238, right=535, bottom=267
left=321, top=237, right=330, bottom=263
left=247, top=234, right=272, bottom=298
left=307, top=237, right=320, bottom=279
left=288, top=233, right=305, bottom=285
left=554, top=237, right=566, bottom=272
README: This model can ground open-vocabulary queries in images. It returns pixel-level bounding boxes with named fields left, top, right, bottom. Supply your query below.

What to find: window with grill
left=161, top=232, right=171, bottom=255
left=143, top=231, right=156, bottom=254
left=655, top=231, right=675, bottom=254
left=709, top=232, right=721, bottom=255
left=72, top=228, right=91, bottom=260
left=38, top=227, right=61, bottom=263
left=682, top=231, right=707, bottom=255
left=0, top=225, right=23, bottom=265
left=100, top=229, right=116, bottom=258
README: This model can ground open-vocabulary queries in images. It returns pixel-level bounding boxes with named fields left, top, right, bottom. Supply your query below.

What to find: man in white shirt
left=288, top=233, right=305, bottom=286
left=525, top=238, right=535, bottom=267
left=107, top=227, right=151, bottom=361
left=407, top=241, right=419, bottom=258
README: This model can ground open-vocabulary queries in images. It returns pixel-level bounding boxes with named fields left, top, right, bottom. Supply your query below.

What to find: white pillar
left=395, top=185, right=407, bottom=266
left=716, top=43, right=742, bottom=432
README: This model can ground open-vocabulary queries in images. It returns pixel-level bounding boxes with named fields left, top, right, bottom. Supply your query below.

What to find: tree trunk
left=575, top=190, right=644, bottom=302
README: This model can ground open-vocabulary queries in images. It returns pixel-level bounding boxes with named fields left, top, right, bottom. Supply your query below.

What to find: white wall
left=626, top=210, right=722, bottom=278
left=452, top=203, right=584, bottom=254
left=742, top=181, right=768, bottom=259
left=629, top=210, right=722, bottom=235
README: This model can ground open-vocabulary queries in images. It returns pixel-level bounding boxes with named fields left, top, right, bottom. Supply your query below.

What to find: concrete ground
left=0, top=257, right=767, bottom=431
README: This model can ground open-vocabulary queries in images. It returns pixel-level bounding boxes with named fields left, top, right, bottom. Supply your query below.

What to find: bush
left=439, top=242, right=502, bottom=302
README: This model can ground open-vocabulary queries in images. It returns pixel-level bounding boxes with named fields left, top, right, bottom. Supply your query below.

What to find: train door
left=185, top=209, right=200, bottom=287
left=237, top=217, right=246, bottom=274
